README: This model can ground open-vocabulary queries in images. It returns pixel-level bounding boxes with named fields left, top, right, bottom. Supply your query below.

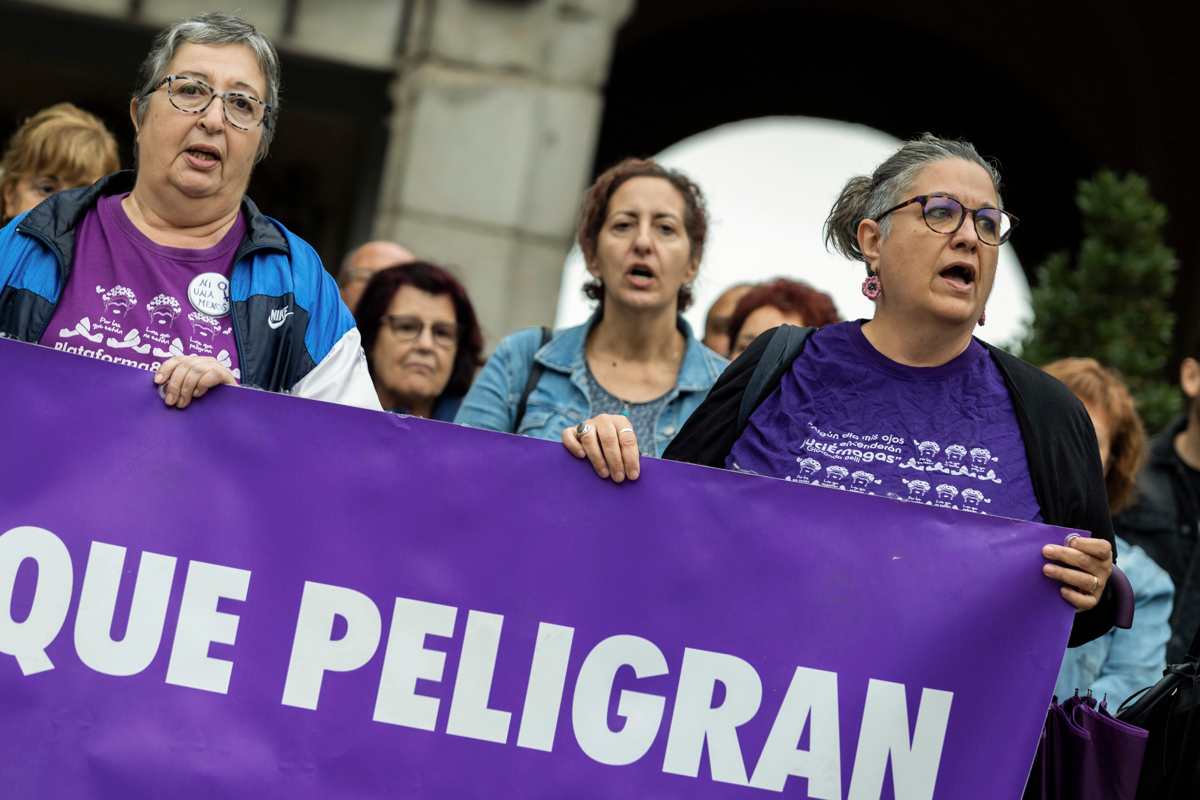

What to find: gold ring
left=1092, top=575, right=1099, bottom=592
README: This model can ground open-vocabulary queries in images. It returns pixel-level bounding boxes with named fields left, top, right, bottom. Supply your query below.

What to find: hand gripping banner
left=0, top=339, right=1074, bottom=798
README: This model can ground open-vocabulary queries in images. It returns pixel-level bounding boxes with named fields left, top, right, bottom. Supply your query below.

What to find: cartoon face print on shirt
left=915, top=440, right=940, bottom=466
left=934, top=483, right=959, bottom=508
left=186, top=311, right=230, bottom=355
left=822, top=464, right=849, bottom=488
left=850, top=470, right=880, bottom=492
left=796, top=457, right=821, bottom=481
left=968, top=447, right=999, bottom=481
left=100, top=285, right=136, bottom=320
left=903, top=478, right=932, bottom=503
left=76, top=284, right=151, bottom=354
left=960, top=487, right=990, bottom=513
left=943, top=444, right=967, bottom=470
left=147, top=294, right=181, bottom=327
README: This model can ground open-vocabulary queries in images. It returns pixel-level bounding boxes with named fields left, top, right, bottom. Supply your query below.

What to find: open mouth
left=185, top=146, right=222, bottom=163
left=939, top=264, right=976, bottom=287
left=628, top=265, right=654, bottom=279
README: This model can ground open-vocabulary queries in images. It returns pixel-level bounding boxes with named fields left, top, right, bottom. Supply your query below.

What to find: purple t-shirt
left=40, top=193, right=243, bottom=378
left=728, top=321, right=1042, bottom=521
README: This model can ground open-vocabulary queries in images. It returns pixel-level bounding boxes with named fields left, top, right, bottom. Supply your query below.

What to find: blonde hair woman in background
left=1, top=102, right=119, bottom=223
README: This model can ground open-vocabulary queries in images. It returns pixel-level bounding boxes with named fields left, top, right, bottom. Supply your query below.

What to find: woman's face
left=861, top=158, right=1000, bottom=328
left=589, top=176, right=698, bottom=314
left=370, top=285, right=458, bottom=411
left=131, top=42, right=265, bottom=208
left=3, top=172, right=98, bottom=220
left=730, top=305, right=806, bottom=359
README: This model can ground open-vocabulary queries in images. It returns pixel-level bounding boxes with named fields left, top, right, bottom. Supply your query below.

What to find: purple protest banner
left=0, top=338, right=1074, bottom=798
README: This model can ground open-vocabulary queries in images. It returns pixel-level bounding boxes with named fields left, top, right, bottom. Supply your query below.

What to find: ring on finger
left=575, top=422, right=593, bottom=438
left=618, top=427, right=635, bottom=435
left=1091, top=575, right=1099, bottom=592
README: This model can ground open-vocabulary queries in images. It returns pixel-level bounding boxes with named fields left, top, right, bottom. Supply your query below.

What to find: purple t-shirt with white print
left=40, top=193, right=242, bottom=378
left=728, top=321, right=1042, bottom=521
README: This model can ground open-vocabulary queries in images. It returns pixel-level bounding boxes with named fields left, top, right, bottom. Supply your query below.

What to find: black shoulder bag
left=1117, top=621, right=1200, bottom=797
left=512, top=326, right=552, bottom=432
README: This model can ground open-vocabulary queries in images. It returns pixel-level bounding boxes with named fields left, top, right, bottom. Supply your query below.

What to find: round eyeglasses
left=873, top=193, right=1017, bottom=246
left=380, top=314, right=458, bottom=350
left=153, top=75, right=272, bottom=131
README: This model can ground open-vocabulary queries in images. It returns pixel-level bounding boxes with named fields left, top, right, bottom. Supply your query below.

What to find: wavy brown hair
left=576, top=157, right=708, bottom=312
left=1043, top=357, right=1145, bottom=514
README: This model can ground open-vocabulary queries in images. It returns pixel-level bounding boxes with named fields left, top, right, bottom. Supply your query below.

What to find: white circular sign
left=187, top=272, right=231, bottom=318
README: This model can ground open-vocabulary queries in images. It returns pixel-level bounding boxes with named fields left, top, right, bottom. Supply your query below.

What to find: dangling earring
left=861, top=269, right=881, bottom=301
left=978, top=309, right=987, bottom=327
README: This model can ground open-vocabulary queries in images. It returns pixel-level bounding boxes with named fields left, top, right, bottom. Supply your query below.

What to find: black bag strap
left=512, top=326, right=552, bottom=432
left=1117, top=620, right=1200, bottom=723
left=736, top=325, right=814, bottom=431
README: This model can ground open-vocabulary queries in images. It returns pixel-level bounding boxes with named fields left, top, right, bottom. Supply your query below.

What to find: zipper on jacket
left=14, top=223, right=70, bottom=343
left=228, top=261, right=251, bottom=386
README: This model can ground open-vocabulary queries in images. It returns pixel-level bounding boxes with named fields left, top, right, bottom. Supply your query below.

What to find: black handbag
left=1117, top=622, right=1200, bottom=798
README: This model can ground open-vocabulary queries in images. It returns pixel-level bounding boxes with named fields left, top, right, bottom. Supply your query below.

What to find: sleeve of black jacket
left=662, top=330, right=771, bottom=467
left=987, top=347, right=1117, bottom=647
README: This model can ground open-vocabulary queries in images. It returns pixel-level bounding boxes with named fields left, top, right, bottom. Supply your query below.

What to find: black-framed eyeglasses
left=873, top=193, right=1018, bottom=246
left=152, top=75, right=272, bottom=131
left=380, top=314, right=458, bottom=350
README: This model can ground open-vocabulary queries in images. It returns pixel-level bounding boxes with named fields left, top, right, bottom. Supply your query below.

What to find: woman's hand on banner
left=154, top=355, right=238, bottom=410
left=1041, top=536, right=1113, bottom=611
left=562, top=414, right=640, bottom=483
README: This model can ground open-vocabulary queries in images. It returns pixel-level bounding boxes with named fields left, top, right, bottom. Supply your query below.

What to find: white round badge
left=187, top=272, right=231, bottom=317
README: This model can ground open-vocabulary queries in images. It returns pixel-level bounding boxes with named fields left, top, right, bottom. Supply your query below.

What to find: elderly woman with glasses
left=0, top=12, right=377, bottom=410
left=354, top=261, right=484, bottom=421
left=580, top=134, right=1118, bottom=647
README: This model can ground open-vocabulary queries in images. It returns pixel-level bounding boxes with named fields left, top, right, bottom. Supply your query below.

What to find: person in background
left=1046, top=357, right=1173, bottom=706
left=1118, top=333, right=1200, bottom=663
left=0, top=12, right=378, bottom=410
left=355, top=261, right=483, bottom=421
left=726, top=277, right=840, bottom=359
left=456, top=157, right=727, bottom=471
left=701, top=281, right=752, bottom=355
left=338, top=239, right=416, bottom=312
left=1, top=102, right=120, bottom=224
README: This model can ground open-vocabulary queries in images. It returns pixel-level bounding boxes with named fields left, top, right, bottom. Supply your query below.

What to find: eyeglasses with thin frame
left=379, top=314, right=458, bottom=350
left=152, top=75, right=272, bottom=131
left=873, top=193, right=1018, bottom=246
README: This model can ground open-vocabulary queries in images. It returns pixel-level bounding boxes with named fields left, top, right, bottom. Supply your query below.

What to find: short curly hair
left=576, top=157, right=708, bottom=312
left=1043, top=357, right=1146, bottom=514
left=727, top=278, right=841, bottom=353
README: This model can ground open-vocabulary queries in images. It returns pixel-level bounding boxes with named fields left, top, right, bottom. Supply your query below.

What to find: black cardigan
left=663, top=326, right=1117, bottom=647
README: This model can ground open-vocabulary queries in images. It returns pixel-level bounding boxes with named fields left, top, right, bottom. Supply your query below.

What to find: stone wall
left=376, top=0, right=634, bottom=342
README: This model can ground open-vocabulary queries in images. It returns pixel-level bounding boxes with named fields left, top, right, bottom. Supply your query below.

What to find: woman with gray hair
left=588, top=134, right=1120, bottom=647
left=0, top=12, right=378, bottom=410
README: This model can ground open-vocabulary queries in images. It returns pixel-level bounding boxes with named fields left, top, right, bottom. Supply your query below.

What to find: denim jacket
left=1054, top=536, right=1175, bottom=707
left=455, top=313, right=727, bottom=456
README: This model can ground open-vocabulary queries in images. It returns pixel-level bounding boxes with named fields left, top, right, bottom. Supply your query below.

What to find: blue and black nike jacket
left=0, top=171, right=380, bottom=410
